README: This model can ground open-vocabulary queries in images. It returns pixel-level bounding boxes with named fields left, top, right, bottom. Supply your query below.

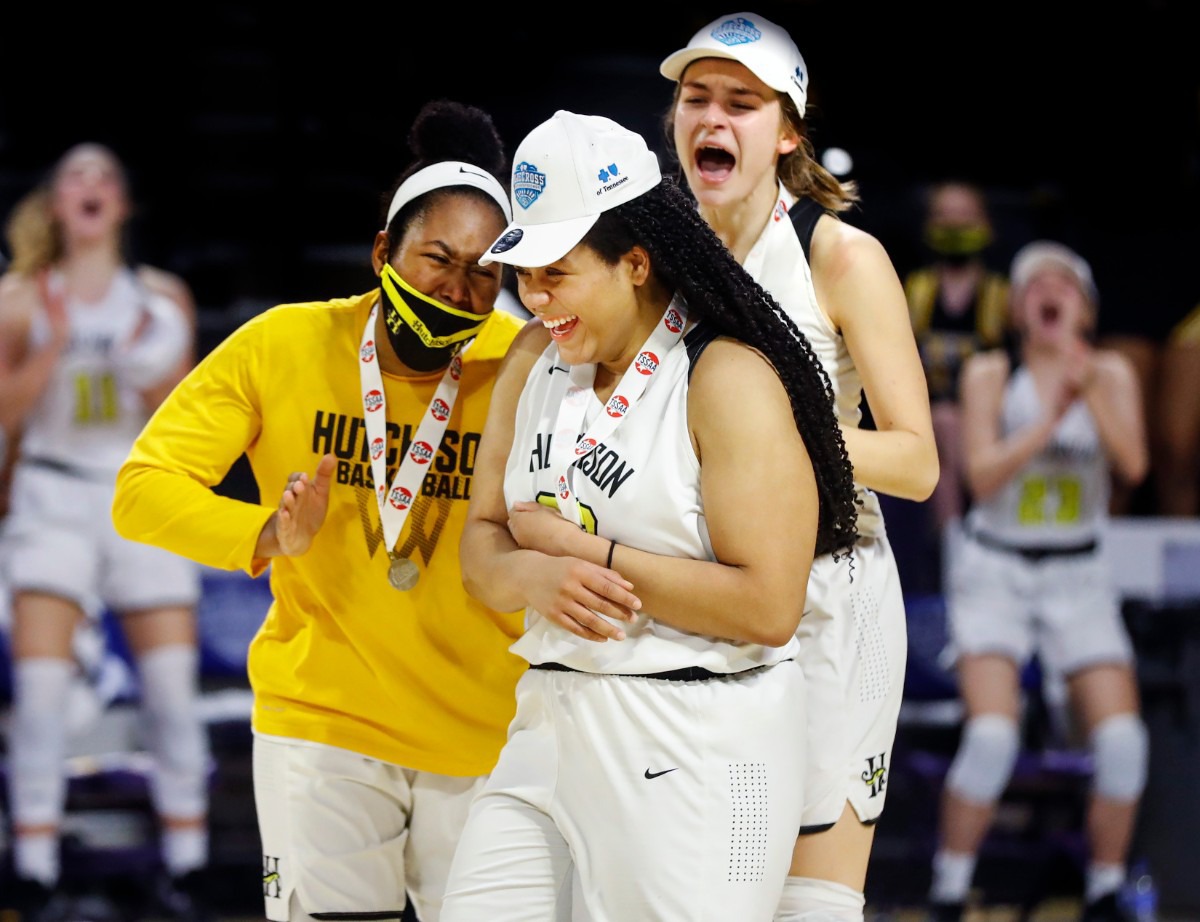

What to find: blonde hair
left=4, top=186, right=59, bottom=274
left=775, top=95, right=858, bottom=214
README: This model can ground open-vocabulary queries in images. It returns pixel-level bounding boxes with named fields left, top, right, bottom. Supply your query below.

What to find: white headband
left=385, top=160, right=512, bottom=226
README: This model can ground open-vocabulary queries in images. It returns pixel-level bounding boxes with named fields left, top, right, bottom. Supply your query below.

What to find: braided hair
left=584, top=177, right=859, bottom=559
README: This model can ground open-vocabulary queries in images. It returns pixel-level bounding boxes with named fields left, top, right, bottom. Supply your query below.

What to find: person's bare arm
left=1083, top=349, right=1149, bottom=487
left=508, top=338, right=817, bottom=647
left=459, top=320, right=642, bottom=639
left=135, top=265, right=198, bottom=408
left=960, top=350, right=1062, bottom=501
left=812, top=218, right=939, bottom=501
left=0, top=270, right=69, bottom=434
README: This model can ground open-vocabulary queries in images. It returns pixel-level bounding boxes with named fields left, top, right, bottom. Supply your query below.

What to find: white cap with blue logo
left=659, top=12, right=808, bottom=118
left=480, top=110, right=662, bottom=268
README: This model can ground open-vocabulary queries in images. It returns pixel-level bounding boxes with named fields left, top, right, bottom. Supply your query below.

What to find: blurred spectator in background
left=112, top=100, right=527, bottom=922
left=1147, top=300, right=1200, bottom=517
left=927, top=242, right=1149, bottom=922
left=905, top=180, right=1010, bottom=535
left=0, top=142, right=211, bottom=921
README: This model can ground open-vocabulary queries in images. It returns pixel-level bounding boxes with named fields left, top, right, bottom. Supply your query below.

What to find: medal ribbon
left=358, top=300, right=469, bottom=560
left=548, top=296, right=688, bottom=527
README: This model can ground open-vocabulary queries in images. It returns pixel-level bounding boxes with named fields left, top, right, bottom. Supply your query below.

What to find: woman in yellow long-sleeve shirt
left=112, top=100, right=527, bottom=922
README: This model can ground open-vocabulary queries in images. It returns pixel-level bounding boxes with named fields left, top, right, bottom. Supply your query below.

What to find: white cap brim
left=660, top=47, right=788, bottom=93
left=480, top=213, right=600, bottom=268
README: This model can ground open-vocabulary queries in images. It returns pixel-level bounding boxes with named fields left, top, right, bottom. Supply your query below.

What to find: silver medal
left=388, top=556, right=420, bottom=591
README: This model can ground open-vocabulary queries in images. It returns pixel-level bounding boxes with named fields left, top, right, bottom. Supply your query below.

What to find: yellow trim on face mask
left=380, top=264, right=488, bottom=348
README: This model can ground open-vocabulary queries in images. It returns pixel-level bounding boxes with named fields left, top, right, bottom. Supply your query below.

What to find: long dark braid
left=586, top=177, right=859, bottom=558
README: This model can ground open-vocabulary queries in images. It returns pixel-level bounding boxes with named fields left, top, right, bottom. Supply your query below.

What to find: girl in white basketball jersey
left=0, top=143, right=210, bottom=921
left=928, top=242, right=1149, bottom=922
left=659, top=12, right=939, bottom=922
left=448, top=110, right=859, bottom=921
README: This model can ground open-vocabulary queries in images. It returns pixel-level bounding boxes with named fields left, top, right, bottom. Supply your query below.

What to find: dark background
left=2, top=1, right=1198, bottom=345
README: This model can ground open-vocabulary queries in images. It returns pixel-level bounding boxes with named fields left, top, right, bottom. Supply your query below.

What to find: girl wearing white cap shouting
left=660, top=11, right=939, bottom=922
left=448, top=109, right=859, bottom=920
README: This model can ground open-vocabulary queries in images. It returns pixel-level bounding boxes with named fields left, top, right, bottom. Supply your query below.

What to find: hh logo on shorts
left=861, top=752, right=888, bottom=798
left=263, top=855, right=282, bottom=898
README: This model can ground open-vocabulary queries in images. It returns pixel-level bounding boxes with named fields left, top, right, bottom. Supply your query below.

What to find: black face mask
left=923, top=223, right=993, bottom=265
left=379, top=264, right=490, bottom=372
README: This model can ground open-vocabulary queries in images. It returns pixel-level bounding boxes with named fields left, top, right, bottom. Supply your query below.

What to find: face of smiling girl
left=514, top=243, right=660, bottom=379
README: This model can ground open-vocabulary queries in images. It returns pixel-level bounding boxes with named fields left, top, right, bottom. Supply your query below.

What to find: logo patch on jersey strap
left=512, top=161, right=546, bottom=210
left=557, top=475, right=570, bottom=500
left=861, top=751, right=888, bottom=798
left=431, top=398, right=450, bottom=421
left=360, top=339, right=376, bottom=362
left=644, top=767, right=678, bottom=779
left=664, top=307, right=684, bottom=333
left=575, top=437, right=597, bottom=456
left=364, top=389, right=384, bottom=412
left=634, top=350, right=659, bottom=375
left=710, top=16, right=761, bottom=47
left=605, top=394, right=629, bottom=418
left=370, top=437, right=385, bottom=461
left=409, top=441, right=434, bottom=464
left=389, top=486, right=413, bottom=511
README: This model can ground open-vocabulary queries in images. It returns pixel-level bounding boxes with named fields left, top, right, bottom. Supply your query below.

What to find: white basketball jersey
left=20, top=268, right=165, bottom=477
left=742, top=183, right=884, bottom=537
left=965, top=363, right=1109, bottom=547
left=504, top=318, right=800, bottom=675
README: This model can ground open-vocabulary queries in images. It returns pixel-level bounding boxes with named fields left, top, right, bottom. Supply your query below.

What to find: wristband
left=606, top=539, right=617, bottom=569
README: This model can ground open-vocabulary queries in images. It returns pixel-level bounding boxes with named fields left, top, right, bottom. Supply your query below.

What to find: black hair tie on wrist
left=606, top=539, right=617, bottom=569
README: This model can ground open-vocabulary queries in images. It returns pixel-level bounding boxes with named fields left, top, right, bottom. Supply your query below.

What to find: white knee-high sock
left=9, top=657, right=74, bottom=884
left=137, top=644, right=210, bottom=873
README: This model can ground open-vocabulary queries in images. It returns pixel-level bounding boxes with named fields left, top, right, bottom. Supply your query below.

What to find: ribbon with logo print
left=547, top=296, right=688, bottom=528
left=358, top=299, right=471, bottom=590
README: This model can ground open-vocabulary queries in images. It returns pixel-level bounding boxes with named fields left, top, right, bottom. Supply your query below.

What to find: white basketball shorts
left=253, top=733, right=485, bottom=922
left=797, top=532, right=908, bottom=830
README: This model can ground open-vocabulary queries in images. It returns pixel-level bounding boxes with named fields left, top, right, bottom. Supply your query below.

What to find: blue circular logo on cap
left=490, top=229, right=524, bottom=254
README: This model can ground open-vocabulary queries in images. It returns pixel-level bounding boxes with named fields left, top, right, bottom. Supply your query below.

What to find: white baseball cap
left=659, top=12, right=808, bottom=118
left=1009, top=240, right=1098, bottom=304
left=481, top=110, right=663, bottom=268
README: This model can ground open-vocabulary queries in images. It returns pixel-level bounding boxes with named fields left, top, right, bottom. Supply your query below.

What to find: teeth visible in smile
left=543, top=315, right=577, bottom=330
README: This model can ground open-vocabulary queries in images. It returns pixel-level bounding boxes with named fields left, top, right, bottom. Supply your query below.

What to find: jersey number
left=73, top=371, right=119, bottom=424
left=535, top=491, right=598, bottom=536
left=1016, top=475, right=1082, bottom=525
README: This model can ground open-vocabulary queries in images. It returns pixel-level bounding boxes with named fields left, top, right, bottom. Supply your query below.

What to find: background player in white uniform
left=927, top=242, right=1150, bottom=922
left=0, top=143, right=209, bottom=921
left=660, top=13, right=939, bottom=921
left=447, top=110, right=860, bottom=921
